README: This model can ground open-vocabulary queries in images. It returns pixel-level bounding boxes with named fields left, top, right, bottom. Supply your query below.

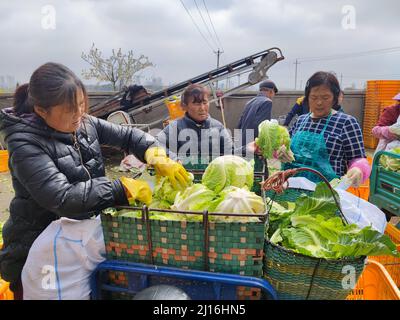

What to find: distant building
left=0, top=75, right=16, bottom=91
left=143, top=77, right=163, bottom=91
left=84, top=83, right=115, bottom=92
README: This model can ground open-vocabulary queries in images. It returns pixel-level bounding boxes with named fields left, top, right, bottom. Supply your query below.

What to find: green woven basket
left=101, top=163, right=268, bottom=279
left=263, top=180, right=366, bottom=300
left=102, top=213, right=265, bottom=277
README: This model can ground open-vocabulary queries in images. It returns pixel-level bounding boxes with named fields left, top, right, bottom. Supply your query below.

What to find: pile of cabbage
left=108, top=155, right=265, bottom=222
left=380, top=148, right=400, bottom=172
left=266, top=183, right=400, bottom=259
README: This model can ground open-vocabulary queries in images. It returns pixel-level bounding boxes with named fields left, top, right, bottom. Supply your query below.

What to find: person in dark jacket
left=237, top=80, right=278, bottom=146
left=157, top=84, right=233, bottom=162
left=0, top=62, right=190, bottom=299
left=283, top=96, right=309, bottom=127
left=283, top=91, right=345, bottom=127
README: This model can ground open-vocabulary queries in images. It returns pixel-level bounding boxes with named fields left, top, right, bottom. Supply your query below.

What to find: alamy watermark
left=341, top=5, right=356, bottom=30
left=41, top=265, right=56, bottom=290
left=41, top=5, right=56, bottom=30
left=341, top=265, right=357, bottom=290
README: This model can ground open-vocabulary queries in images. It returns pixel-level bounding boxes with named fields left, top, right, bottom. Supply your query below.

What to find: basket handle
left=262, top=167, right=348, bottom=225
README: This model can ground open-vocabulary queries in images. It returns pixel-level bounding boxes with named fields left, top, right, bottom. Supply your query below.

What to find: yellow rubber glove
left=145, top=147, right=191, bottom=189
left=120, top=176, right=152, bottom=206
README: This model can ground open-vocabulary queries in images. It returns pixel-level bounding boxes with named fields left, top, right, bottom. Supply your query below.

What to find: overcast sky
left=0, top=0, right=399, bottom=90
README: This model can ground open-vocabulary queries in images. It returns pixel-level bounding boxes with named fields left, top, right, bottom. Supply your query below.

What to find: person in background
left=371, top=93, right=400, bottom=152
left=277, top=71, right=370, bottom=187
left=237, top=80, right=278, bottom=146
left=283, top=90, right=345, bottom=127
left=335, top=90, right=345, bottom=112
left=283, top=96, right=309, bottom=127
left=0, top=62, right=191, bottom=299
left=121, top=84, right=151, bottom=109
left=157, top=84, right=233, bottom=160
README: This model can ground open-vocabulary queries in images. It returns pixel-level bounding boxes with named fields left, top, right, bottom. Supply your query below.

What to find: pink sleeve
left=372, top=126, right=397, bottom=140
left=349, top=158, right=371, bottom=183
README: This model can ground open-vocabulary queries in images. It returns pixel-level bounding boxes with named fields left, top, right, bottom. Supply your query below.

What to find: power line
left=290, top=46, right=400, bottom=89
left=193, top=0, right=220, bottom=50
left=299, top=47, right=400, bottom=62
left=297, top=46, right=400, bottom=63
left=342, top=73, right=400, bottom=79
left=202, top=0, right=224, bottom=51
left=179, top=0, right=216, bottom=52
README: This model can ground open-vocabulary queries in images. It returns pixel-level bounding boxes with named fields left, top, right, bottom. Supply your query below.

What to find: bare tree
left=81, top=43, right=153, bottom=91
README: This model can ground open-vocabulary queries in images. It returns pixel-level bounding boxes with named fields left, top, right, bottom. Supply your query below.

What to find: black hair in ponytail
left=13, top=83, right=34, bottom=115
left=13, top=62, right=88, bottom=115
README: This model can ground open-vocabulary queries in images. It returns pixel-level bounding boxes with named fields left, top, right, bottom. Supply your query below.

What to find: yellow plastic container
left=0, top=150, right=9, bottom=173
left=347, top=259, right=400, bottom=300
left=347, top=180, right=370, bottom=201
left=0, top=279, right=13, bottom=300
left=368, top=223, right=400, bottom=287
left=165, top=97, right=185, bottom=120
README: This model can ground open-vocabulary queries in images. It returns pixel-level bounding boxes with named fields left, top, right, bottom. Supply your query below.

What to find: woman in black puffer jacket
left=0, top=62, right=190, bottom=299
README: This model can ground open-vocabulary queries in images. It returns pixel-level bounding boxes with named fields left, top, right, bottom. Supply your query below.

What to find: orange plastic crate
left=368, top=223, right=400, bottom=287
left=347, top=180, right=370, bottom=201
left=0, top=150, right=9, bottom=173
left=363, top=80, right=400, bottom=147
left=347, top=259, right=400, bottom=300
left=363, top=135, right=378, bottom=149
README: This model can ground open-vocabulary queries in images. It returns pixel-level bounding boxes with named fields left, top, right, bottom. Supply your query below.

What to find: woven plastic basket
left=346, top=259, right=400, bottom=300
left=368, top=223, right=400, bottom=287
left=102, top=211, right=265, bottom=277
left=263, top=168, right=366, bottom=300
left=101, top=164, right=268, bottom=279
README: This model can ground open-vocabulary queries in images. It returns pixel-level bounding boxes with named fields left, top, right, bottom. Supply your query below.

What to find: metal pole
left=215, top=49, right=223, bottom=90
left=294, top=59, right=300, bottom=90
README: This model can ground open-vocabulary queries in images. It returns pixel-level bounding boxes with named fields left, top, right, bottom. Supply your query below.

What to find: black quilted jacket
left=0, top=108, right=156, bottom=289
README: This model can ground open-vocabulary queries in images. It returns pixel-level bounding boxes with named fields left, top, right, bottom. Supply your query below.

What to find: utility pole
left=214, top=49, right=224, bottom=89
left=294, top=59, right=300, bottom=90
left=340, top=73, right=343, bottom=87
